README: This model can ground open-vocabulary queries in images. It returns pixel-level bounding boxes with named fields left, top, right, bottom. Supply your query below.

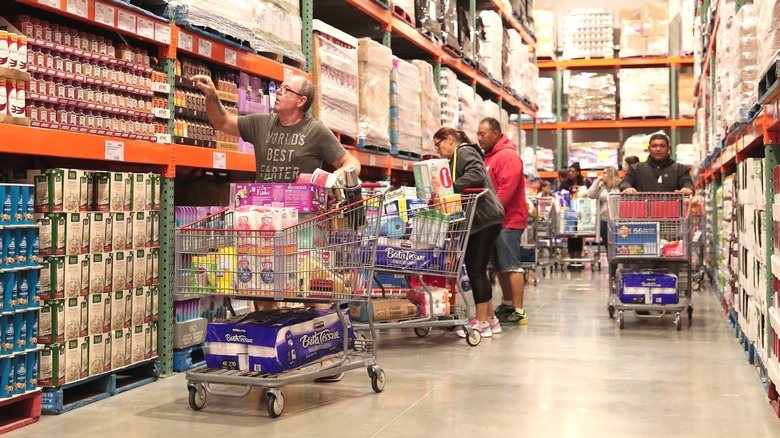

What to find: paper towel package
left=618, top=270, right=678, bottom=305
left=204, top=308, right=354, bottom=374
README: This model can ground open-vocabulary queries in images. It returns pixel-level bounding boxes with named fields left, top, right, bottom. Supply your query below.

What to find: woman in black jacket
left=560, top=162, right=591, bottom=260
left=433, top=127, right=505, bottom=338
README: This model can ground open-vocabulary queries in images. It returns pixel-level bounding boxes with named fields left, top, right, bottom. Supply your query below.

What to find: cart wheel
left=533, top=277, right=539, bottom=286
left=371, top=368, right=386, bottom=393
left=465, top=328, right=481, bottom=347
left=266, top=391, right=285, bottom=418
left=597, top=262, right=602, bottom=272
left=687, top=305, right=694, bottom=321
left=618, top=311, right=625, bottom=329
left=188, top=384, right=206, bottom=411
left=675, top=313, right=682, bottom=331
left=608, top=305, right=615, bottom=319
left=414, top=327, right=431, bottom=337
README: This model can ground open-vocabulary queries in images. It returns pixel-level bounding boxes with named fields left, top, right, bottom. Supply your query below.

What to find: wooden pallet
left=257, top=52, right=306, bottom=71
left=0, top=390, right=41, bottom=434
left=394, top=150, right=421, bottom=161
left=41, top=359, right=159, bottom=415
left=758, top=52, right=780, bottom=104
left=443, top=45, right=462, bottom=60
left=418, top=28, right=441, bottom=45
left=359, top=144, right=392, bottom=155
left=332, top=130, right=358, bottom=149
left=173, top=345, right=205, bottom=373
left=392, top=6, right=415, bottom=28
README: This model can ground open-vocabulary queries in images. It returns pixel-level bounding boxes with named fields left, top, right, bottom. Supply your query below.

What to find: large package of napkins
left=204, top=307, right=354, bottom=374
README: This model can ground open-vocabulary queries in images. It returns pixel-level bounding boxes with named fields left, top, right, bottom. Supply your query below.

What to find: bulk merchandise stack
left=561, top=9, right=614, bottom=60
left=392, top=58, right=422, bottom=157
left=412, top=60, right=440, bottom=157
left=567, top=73, right=617, bottom=121
left=357, top=39, right=392, bottom=152
left=619, top=68, right=670, bottom=119
left=618, top=2, right=669, bottom=58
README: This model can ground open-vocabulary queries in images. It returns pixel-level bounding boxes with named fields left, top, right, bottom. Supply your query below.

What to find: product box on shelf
left=348, top=299, right=419, bottom=322
left=38, top=341, right=65, bottom=387
left=205, top=308, right=355, bottom=374
left=89, top=333, right=110, bottom=375
left=231, top=183, right=327, bottom=214
left=39, top=299, right=64, bottom=344
left=111, top=328, right=125, bottom=369
left=92, top=172, right=126, bottom=213
left=173, top=317, right=208, bottom=350
left=88, top=293, right=108, bottom=336
left=131, top=324, right=145, bottom=364
left=63, top=296, right=86, bottom=341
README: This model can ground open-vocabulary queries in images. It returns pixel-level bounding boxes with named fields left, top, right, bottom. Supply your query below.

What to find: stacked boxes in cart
left=6, top=169, right=161, bottom=388
left=0, top=182, right=41, bottom=398
left=736, top=159, right=770, bottom=367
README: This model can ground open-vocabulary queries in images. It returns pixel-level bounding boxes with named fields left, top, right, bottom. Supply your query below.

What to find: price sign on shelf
left=38, top=0, right=60, bottom=8
left=369, top=155, right=376, bottom=167
left=213, top=152, right=227, bottom=170
left=224, top=48, right=237, bottom=67
left=402, top=160, right=409, bottom=171
left=66, top=0, right=88, bottom=17
left=94, top=2, right=116, bottom=27
left=137, top=18, right=155, bottom=40
left=155, top=23, right=171, bottom=45
left=178, top=33, right=194, bottom=52
left=283, top=68, right=294, bottom=81
left=117, top=10, right=137, bottom=33
left=198, top=39, right=212, bottom=58
left=105, top=141, right=125, bottom=161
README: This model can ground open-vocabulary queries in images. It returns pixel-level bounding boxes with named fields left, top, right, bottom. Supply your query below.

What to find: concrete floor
left=12, top=267, right=780, bottom=437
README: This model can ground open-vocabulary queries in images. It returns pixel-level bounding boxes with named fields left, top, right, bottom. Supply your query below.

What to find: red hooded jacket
left=483, top=135, right=528, bottom=229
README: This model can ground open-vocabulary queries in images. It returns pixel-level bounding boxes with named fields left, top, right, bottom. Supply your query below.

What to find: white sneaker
left=488, top=317, right=502, bottom=334
left=456, top=319, right=492, bottom=338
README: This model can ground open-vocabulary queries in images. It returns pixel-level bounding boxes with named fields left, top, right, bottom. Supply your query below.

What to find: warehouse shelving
left=537, top=56, right=693, bottom=70
left=538, top=119, right=695, bottom=131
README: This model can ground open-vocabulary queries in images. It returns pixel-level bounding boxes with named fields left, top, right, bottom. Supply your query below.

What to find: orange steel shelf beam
left=537, top=119, right=695, bottom=130
left=0, top=124, right=170, bottom=165
left=538, top=56, right=694, bottom=70
left=175, top=146, right=256, bottom=172
left=489, top=0, right=536, bottom=48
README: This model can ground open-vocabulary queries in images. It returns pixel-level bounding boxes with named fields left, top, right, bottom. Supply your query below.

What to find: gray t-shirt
left=237, top=113, right=347, bottom=182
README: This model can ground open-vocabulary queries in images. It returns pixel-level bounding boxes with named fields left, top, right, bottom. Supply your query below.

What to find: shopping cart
left=174, top=188, right=385, bottom=417
left=534, top=197, right=557, bottom=278
left=688, top=196, right=706, bottom=291
left=356, top=189, right=486, bottom=346
left=555, top=197, right=601, bottom=270
left=606, top=192, right=694, bottom=330
left=520, top=208, right=539, bottom=285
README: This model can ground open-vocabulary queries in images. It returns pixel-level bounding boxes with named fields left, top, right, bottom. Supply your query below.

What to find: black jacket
left=449, top=143, right=505, bottom=234
left=620, top=157, right=693, bottom=192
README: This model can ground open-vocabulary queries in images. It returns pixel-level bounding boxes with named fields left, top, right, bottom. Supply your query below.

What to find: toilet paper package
left=234, top=205, right=298, bottom=255
left=618, top=270, right=678, bottom=305
left=231, top=183, right=327, bottom=214
left=406, top=286, right=450, bottom=317
left=205, top=307, right=354, bottom=374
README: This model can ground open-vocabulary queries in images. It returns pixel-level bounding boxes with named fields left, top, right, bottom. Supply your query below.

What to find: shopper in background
left=556, top=169, right=568, bottom=191
left=559, top=162, right=591, bottom=259
left=623, top=155, right=640, bottom=172
left=191, top=74, right=361, bottom=181
left=587, top=167, right=621, bottom=251
left=433, top=127, right=505, bottom=337
left=537, top=180, right=553, bottom=197
left=620, top=133, right=693, bottom=195
left=477, top=117, right=530, bottom=325
left=192, top=73, right=361, bottom=383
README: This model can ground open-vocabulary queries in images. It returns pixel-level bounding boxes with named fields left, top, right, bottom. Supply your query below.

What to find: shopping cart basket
left=174, top=188, right=385, bottom=417
left=555, top=197, right=601, bottom=270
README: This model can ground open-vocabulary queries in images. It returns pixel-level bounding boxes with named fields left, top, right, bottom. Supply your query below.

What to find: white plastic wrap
left=618, top=3, right=669, bottom=58
left=358, top=39, right=392, bottom=149
left=536, top=148, right=555, bottom=171
left=562, top=9, right=614, bottom=60
left=532, top=9, right=555, bottom=58
left=537, top=77, right=555, bottom=122
left=568, top=142, right=619, bottom=169
left=312, top=33, right=358, bottom=138
left=412, top=60, right=441, bottom=156
left=482, top=99, right=501, bottom=124
left=479, top=10, right=504, bottom=83
left=525, top=62, right=539, bottom=108
left=621, top=132, right=659, bottom=162
left=681, top=1, right=695, bottom=54
left=728, top=4, right=758, bottom=124
left=567, top=73, right=616, bottom=121
left=393, top=58, right=422, bottom=154
left=504, top=30, right=525, bottom=95
left=675, top=143, right=696, bottom=167
left=678, top=71, right=695, bottom=119
left=757, top=0, right=780, bottom=77
left=618, top=68, right=670, bottom=119
left=457, top=80, right=477, bottom=142
left=440, top=68, right=459, bottom=127
left=500, top=108, right=509, bottom=130
left=253, top=0, right=303, bottom=62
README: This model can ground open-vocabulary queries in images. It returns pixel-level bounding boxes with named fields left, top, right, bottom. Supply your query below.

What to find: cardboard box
left=62, top=255, right=82, bottom=299
left=34, top=173, right=49, bottom=213
left=89, top=334, right=107, bottom=376
left=110, top=290, right=127, bottom=331
left=47, top=169, right=84, bottom=213
left=124, top=327, right=133, bottom=366
left=413, top=159, right=454, bottom=200
left=111, top=212, right=127, bottom=251
left=89, top=212, right=108, bottom=253
left=111, top=329, right=126, bottom=369
left=112, top=251, right=126, bottom=292
left=231, top=183, right=328, bottom=214
left=88, top=293, right=108, bottom=336
left=132, top=288, right=145, bottom=327
left=151, top=248, right=159, bottom=285
left=130, top=173, right=148, bottom=212
left=39, top=299, right=64, bottom=344
left=150, top=174, right=161, bottom=211
left=149, top=211, right=159, bottom=248
left=64, top=296, right=86, bottom=340
left=132, top=212, right=146, bottom=250
left=173, top=318, right=207, bottom=349
left=151, top=285, right=158, bottom=321
left=133, top=249, right=146, bottom=288
left=38, top=342, right=65, bottom=386
left=64, top=338, right=81, bottom=383
left=103, top=252, right=113, bottom=294
left=150, top=321, right=157, bottom=357
left=144, top=323, right=152, bottom=360
left=131, top=324, right=145, bottom=364
left=348, top=299, right=418, bottom=322
left=92, top=172, right=126, bottom=212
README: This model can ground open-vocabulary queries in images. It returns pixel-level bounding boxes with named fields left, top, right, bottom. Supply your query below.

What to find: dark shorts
left=491, top=228, right=525, bottom=273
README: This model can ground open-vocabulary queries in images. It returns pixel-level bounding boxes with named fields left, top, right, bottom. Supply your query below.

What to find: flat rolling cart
left=534, top=196, right=558, bottom=278
left=555, top=198, right=601, bottom=271
left=606, top=192, right=694, bottom=330
left=174, top=188, right=385, bottom=418
left=356, top=189, right=486, bottom=346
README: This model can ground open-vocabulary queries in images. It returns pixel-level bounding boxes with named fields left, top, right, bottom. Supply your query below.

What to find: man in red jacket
left=478, top=118, right=529, bottom=325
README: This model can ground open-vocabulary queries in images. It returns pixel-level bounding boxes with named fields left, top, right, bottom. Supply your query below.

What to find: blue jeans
left=491, top=228, right=525, bottom=273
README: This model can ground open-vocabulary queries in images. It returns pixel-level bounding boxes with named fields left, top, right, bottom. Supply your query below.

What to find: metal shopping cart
left=555, top=197, right=601, bottom=270
left=606, top=192, right=694, bottom=330
left=174, top=189, right=385, bottom=417
left=689, top=196, right=706, bottom=291
left=534, top=197, right=558, bottom=278
left=355, top=189, right=486, bottom=346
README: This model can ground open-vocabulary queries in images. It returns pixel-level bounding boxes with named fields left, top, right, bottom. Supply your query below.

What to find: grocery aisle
left=10, top=267, right=780, bottom=437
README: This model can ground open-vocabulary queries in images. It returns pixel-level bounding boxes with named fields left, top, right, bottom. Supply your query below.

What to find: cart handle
left=462, top=188, right=485, bottom=194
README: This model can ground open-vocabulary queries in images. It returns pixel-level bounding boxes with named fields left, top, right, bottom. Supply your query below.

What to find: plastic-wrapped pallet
left=524, top=62, right=539, bottom=108
left=568, top=142, right=619, bottom=169
left=562, top=8, right=614, bottom=59
left=393, top=58, right=423, bottom=155
left=618, top=68, right=669, bottom=119
left=757, top=0, right=780, bottom=77
left=479, top=10, right=504, bottom=84
left=532, top=8, right=555, bottom=58
left=441, top=0, right=459, bottom=50
left=500, top=108, right=509, bottom=130
left=680, top=0, right=695, bottom=54
left=482, top=99, right=501, bottom=124
left=727, top=5, right=758, bottom=124
left=618, top=3, right=669, bottom=58
left=358, top=39, right=392, bottom=149
left=459, top=6, right=478, bottom=64
left=253, top=0, right=304, bottom=63
left=392, top=0, right=416, bottom=23
left=675, top=143, right=696, bottom=167
left=412, top=60, right=441, bottom=156
left=536, top=148, right=555, bottom=172
left=622, top=132, right=658, bottom=162
left=537, top=77, right=555, bottom=122
left=175, top=0, right=258, bottom=47
left=415, top=0, right=441, bottom=41
left=440, top=68, right=459, bottom=127
left=567, top=73, right=616, bottom=121
left=504, top=30, right=525, bottom=95
left=312, top=23, right=359, bottom=139
left=678, top=72, right=695, bottom=119
left=457, top=81, right=478, bottom=141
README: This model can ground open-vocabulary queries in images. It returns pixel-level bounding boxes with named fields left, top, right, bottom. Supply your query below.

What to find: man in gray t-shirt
left=192, top=74, right=361, bottom=181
